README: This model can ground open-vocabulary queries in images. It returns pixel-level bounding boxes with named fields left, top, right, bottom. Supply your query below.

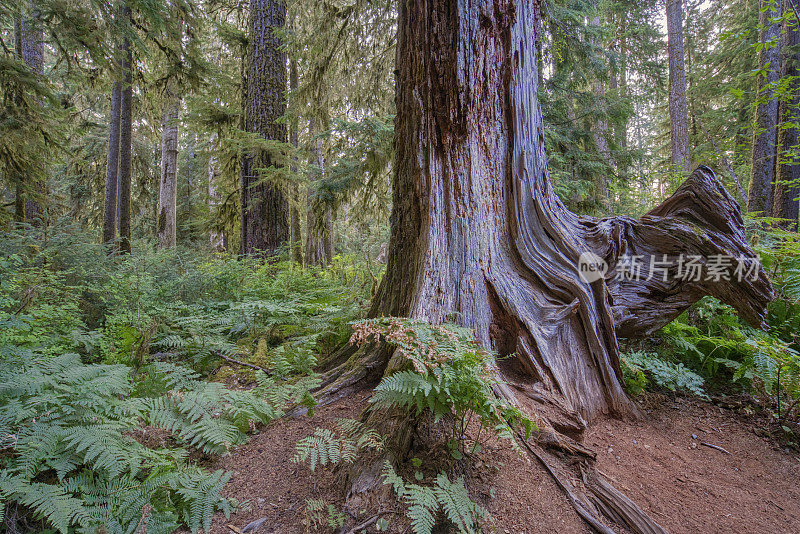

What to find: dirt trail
left=210, top=393, right=800, bottom=533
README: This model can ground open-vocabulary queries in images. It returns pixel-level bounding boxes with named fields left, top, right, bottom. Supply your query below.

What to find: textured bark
left=336, top=0, right=773, bottom=422
left=772, top=0, right=800, bottom=227
left=749, top=0, right=782, bottom=213
left=157, top=87, right=181, bottom=249
left=103, top=81, right=122, bottom=245
left=240, top=0, right=290, bottom=256
left=305, top=121, right=333, bottom=266
left=289, top=59, right=303, bottom=263
left=19, top=0, right=45, bottom=223
left=667, top=0, right=691, bottom=173
left=118, top=23, right=133, bottom=255
left=208, top=133, right=225, bottom=250
left=323, top=0, right=772, bottom=531
left=589, top=15, right=612, bottom=211
left=13, top=18, right=24, bottom=223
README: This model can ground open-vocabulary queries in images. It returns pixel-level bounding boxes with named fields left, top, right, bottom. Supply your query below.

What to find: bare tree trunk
left=118, top=19, right=133, bottom=255
left=749, top=0, right=782, bottom=213
left=772, top=0, right=800, bottom=227
left=289, top=58, right=303, bottom=263
left=157, top=87, right=181, bottom=249
left=240, top=0, right=289, bottom=256
left=323, top=1, right=772, bottom=531
left=667, top=0, right=691, bottom=173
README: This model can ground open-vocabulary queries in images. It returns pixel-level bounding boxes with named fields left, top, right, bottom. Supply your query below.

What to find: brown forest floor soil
left=208, top=392, right=800, bottom=534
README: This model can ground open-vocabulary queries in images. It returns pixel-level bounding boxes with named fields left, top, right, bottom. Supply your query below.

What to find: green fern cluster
left=303, top=498, right=346, bottom=530
left=292, top=418, right=384, bottom=471
left=134, top=361, right=306, bottom=454
left=621, top=350, right=707, bottom=398
left=0, top=352, right=304, bottom=532
left=351, top=318, right=534, bottom=456
left=381, top=461, right=489, bottom=534
left=660, top=297, right=800, bottom=403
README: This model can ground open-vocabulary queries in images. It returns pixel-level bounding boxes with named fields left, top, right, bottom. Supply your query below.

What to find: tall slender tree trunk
left=305, top=120, right=332, bottom=266
left=773, top=0, right=800, bottom=227
left=327, top=1, right=771, bottom=530
left=289, top=59, right=303, bottom=263
left=17, top=0, right=45, bottom=223
left=118, top=21, right=133, bottom=254
left=240, top=0, right=289, bottom=256
left=103, top=82, right=122, bottom=245
left=157, top=86, right=181, bottom=249
left=666, top=0, right=691, bottom=173
left=102, top=3, right=125, bottom=247
left=13, top=17, right=25, bottom=223
left=589, top=15, right=612, bottom=212
left=208, top=133, right=225, bottom=250
left=749, top=0, right=782, bottom=213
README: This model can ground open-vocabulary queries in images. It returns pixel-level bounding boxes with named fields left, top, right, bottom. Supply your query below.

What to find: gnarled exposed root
left=309, top=344, right=668, bottom=534
left=520, top=436, right=668, bottom=534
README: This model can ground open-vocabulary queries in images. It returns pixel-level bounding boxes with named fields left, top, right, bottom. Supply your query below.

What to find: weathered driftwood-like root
left=585, top=165, right=774, bottom=338
left=519, top=431, right=668, bottom=534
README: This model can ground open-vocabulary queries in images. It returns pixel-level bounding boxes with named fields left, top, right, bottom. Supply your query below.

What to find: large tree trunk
left=118, top=9, right=133, bottom=254
left=240, top=0, right=289, bottom=256
left=103, top=82, right=122, bottom=245
left=323, top=0, right=772, bottom=531
left=666, top=0, right=691, bottom=173
left=289, top=58, right=303, bottom=263
left=305, top=121, right=333, bottom=266
left=772, top=0, right=800, bottom=227
left=207, top=133, right=226, bottom=250
left=749, top=0, right=782, bottom=213
left=102, top=13, right=125, bottom=247
left=157, top=87, right=181, bottom=249
left=17, top=0, right=45, bottom=224
left=589, top=15, right=613, bottom=212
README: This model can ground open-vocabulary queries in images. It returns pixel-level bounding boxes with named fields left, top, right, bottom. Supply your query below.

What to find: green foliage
left=621, top=350, right=707, bottom=398
left=303, top=498, right=346, bottom=531
left=351, top=318, right=534, bottom=456
left=0, top=352, right=241, bottom=533
left=381, top=462, right=489, bottom=534
left=651, top=224, right=800, bottom=419
left=0, top=232, right=370, bottom=532
left=292, top=418, right=383, bottom=471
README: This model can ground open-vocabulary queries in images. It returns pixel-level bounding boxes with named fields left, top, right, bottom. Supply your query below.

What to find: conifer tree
left=240, top=0, right=289, bottom=256
left=773, top=0, right=800, bottom=226
left=667, top=0, right=691, bottom=173
left=749, top=0, right=782, bottom=213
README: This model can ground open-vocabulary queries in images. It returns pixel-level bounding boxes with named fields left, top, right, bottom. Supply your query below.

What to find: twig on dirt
left=227, top=524, right=244, bottom=534
left=343, top=514, right=380, bottom=534
left=700, top=442, right=732, bottom=455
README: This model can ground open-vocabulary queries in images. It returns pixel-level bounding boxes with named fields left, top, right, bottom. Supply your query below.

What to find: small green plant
left=381, top=461, right=489, bottom=534
left=621, top=350, right=707, bottom=398
left=0, top=352, right=246, bottom=532
left=350, top=318, right=534, bottom=457
left=292, top=418, right=384, bottom=471
left=303, top=498, right=346, bottom=531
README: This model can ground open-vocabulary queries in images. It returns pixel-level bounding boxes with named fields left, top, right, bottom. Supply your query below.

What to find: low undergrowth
left=293, top=318, right=535, bottom=534
left=0, top=226, right=374, bottom=532
left=626, top=223, right=800, bottom=447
